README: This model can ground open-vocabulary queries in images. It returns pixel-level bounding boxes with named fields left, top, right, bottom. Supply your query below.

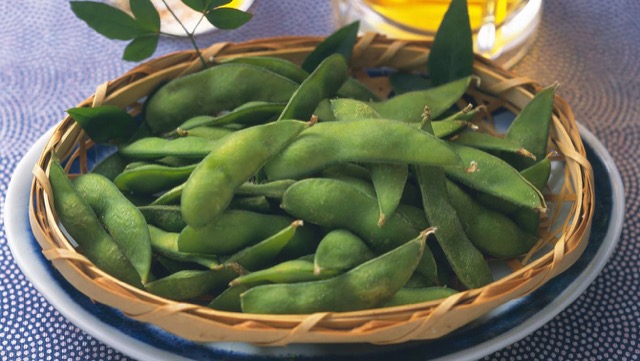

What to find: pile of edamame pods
left=49, top=22, right=557, bottom=315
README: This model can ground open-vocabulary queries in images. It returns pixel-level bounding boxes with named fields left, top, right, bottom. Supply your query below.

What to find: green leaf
left=205, top=8, right=253, bottom=29
left=302, top=21, right=360, bottom=73
left=130, top=0, right=161, bottom=32
left=427, top=0, right=474, bottom=86
left=181, top=0, right=232, bottom=12
left=389, top=72, right=431, bottom=95
left=123, top=34, right=160, bottom=62
left=70, top=1, right=146, bottom=40
left=67, top=106, right=138, bottom=144
left=181, top=0, right=209, bottom=12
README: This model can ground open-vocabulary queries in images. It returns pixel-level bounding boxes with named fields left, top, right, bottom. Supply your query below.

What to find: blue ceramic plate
left=6, top=125, right=623, bottom=361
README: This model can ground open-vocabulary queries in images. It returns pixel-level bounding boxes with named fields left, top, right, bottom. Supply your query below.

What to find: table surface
left=1, top=1, right=639, bottom=360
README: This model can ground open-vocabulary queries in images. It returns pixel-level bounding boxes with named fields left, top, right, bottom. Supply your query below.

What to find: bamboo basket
left=28, top=34, right=594, bottom=346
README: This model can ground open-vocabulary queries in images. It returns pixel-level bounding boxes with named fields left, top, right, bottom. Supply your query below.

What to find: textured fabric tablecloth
left=1, top=1, right=638, bottom=360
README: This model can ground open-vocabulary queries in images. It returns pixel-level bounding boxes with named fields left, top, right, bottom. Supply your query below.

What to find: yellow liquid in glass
left=363, top=0, right=524, bottom=32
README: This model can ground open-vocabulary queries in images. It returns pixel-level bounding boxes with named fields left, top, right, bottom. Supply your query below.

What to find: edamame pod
left=452, top=131, right=536, bottom=160
left=330, top=98, right=381, bottom=121
left=218, top=220, right=304, bottom=272
left=119, top=136, right=214, bottom=160
left=240, top=230, right=430, bottom=314
left=179, top=210, right=319, bottom=256
left=370, top=163, right=408, bottom=226
left=415, top=163, right=493, bottom=289
left=144, top=268, right=236, bottom=301
left=113, top=163, right=196, bottom=194
left=91, top=152, right=129, bottom=181
left=369, top=76, right=471, bottom=122
left=181, top=126, right=235, bottom=141
left=230, top=260, right=338, bottom=287
left=383, top=287, right=458, bottom=307
left=222, top=56, right=308, bottom=83
left=280, top=178, right=438, bottom=282
left=177, top=102, right=286, bottom=132
left=150, top=183, right=184, bottom=206
left=145, top=63, right=299, bottom=133
left=148, top=225, right=219, bottom=269
left=208, top=285, right=249, bottom=312
left=48, top=159, right=142, bottom=287
left=73, top=173, right=152, bottom=283
left=264, top=118, right=463, bottom=180
left=138, top=205, right=185, bottom=232
left=313, top=230, right=375, bottom=274
left=182, top=119, right=310, bottom=228
left=446, top=180, right=538, bottom=258
left=444, top=143, right=547, bottom=212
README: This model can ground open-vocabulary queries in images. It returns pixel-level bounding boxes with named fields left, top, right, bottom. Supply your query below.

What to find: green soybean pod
left=313, top=229, right=375, bottom=274
left=319, top=163, right=371, bottom=182
left=369, top=76, right=471, bottom=122
left=415, top=163, right=493, bottom=289
left=48, top=159, right=142, bottom=287
left=264, top=118, right=463, bottom=180
left=337, top=78, right=381, bottom=102
left=277, top=54, right=349, bottom=121
left=444, top=143, right=547, bottom=212
left=330, top=98, right=473, bottom=138
left=219, top=220, right=304, bottom=272
left=521, top=156, right=552, bottom=191
left=181, top=119, right=310, bottom=228
left=223, top=59, right=376, bottom=104
left=383, top=287, right=458, bottom=307
left=91, top=152, right=129, bottom=181
left=113, top=163, right=196, bottom=194
left=145, top=63, right=299, bottom=133
left=452, top=132, right=536, bottom=160
left=138, top=205, right=186, bottom=232
left=144, top=268, right=236, bottom=301
left=179, top=210, right=319, bottom=256
left=180, top=126, right=235, bottom=141
left=446, top=180, right=538, bottom=258
left=118, top=136, right=213, bottom=160
left=312, top=99, right=336, bottom=122
left=208, top=285, right=249, bottom=312
left=330, top=98, right=381, bottom=121
left=148, top=225, right=219, bottom=269
left=403, top=273, right=436, bottom=288
left=280, top=178, right=438, bottom=283
left=150, top=183, right=184, bottom=206
left=73, top=173, right=152, bottom=284
left=477, top=156, right=552, bottom=235
left=414, top=119, right=492, bottom=289
left=230, top=260, right=339, bottom=287
left=240, top=231, right=429, bottom=314
left=235, top=179, right=297, bottom=199
left=389, top=72, right=431, bottom=94
left=370, top=163, right=409, bottom=226
left=229, top=196, right=273, bottom=213
left=221, top=56, right=309, bottom=83
left=176, top=102, right=286, bottom=132
left=503, top=84, right=557, bottom=170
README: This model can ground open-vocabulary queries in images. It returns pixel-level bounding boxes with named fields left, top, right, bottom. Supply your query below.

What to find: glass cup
left=111, top=0, right=255, bottom=36
left=332, top=0, right=542, bottom=68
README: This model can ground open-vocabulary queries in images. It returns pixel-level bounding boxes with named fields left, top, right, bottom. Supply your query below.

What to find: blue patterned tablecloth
left=1, top=1, right=638, bottom=360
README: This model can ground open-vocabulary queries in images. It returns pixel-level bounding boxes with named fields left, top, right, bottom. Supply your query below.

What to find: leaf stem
left=159, top=0, right=207, bottom=68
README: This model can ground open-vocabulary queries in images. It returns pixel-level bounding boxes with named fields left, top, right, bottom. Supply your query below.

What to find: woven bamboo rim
left=28, top=34, right=594, bottom=346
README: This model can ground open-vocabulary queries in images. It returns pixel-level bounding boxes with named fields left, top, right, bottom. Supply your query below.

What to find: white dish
left=6, top=125, right=624, bottom=361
